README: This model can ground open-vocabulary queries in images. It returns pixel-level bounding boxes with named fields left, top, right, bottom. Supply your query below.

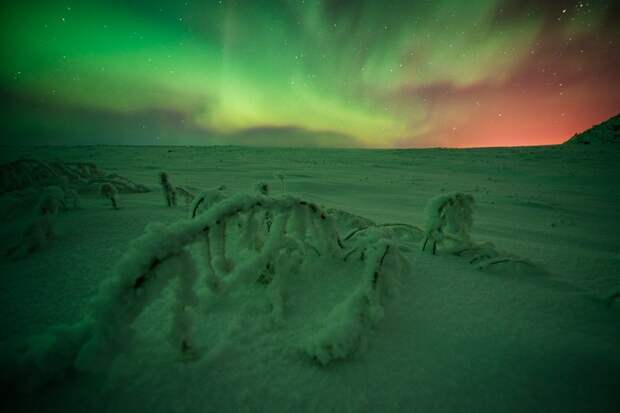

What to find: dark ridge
left=564, top=114, right=620, bottom=145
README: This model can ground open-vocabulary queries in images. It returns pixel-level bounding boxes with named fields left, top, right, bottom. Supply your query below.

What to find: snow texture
left=0, top=142, right=618, bottom=412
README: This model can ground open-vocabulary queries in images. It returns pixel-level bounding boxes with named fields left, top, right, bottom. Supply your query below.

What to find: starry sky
left=1, top=0, right=619, bottom=147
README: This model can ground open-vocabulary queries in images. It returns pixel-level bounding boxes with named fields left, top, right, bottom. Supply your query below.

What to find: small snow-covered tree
left=175, top=186, right=195, bottom=205
left=64, top=189, right=80, bottom=209
left=159, top=172, right=176, bottom=207
left=5, top=216, right=55, bottom=260
left=37, top=192, right=62, bottom=216
left=57, top=175, right=70, bottom=192
left=42, top=186, right=66, bottom=211
left=255, top=182, right=270, bottom=196
left=422, top=192, right=474, bottom=254
left=99, top=183, right=119, bottom=209
left=275, top=173, right=285, bottom=192
left=4, top=187, right=66, bottom=259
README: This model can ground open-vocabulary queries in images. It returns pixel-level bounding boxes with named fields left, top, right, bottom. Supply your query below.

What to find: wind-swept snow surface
left=0, top=144, right=618, bottom=412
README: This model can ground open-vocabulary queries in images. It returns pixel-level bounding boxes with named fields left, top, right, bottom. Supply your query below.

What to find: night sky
left=1, top=0, right=618, bottom=147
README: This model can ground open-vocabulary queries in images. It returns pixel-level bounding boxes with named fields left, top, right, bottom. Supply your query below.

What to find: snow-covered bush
left=36, top=194, right=61, bottom=216
left=159, top=172, right=176, bottom=207
left=275, top=173, right=285, bottom=192
left=1, top=183, right=80, bottom=222
left=0, top=193, right=27, bottom=220
left=175, top=186, right=195, bottom=205
left=0, top=159, right=148, bottom=195
left=420, top=192, right=545, bottom=274
left=5, top=187, right=63, bottom=259
left=0, top=320, right=92, bottom=393
left=0, top=159, right=59, bottom=194
left=190, top=185, right=228, bottom=218
left=57, top=175, right=70, bottom=192
left=42, top=186, right=66, bottom=210
left=255, top=182, right=270, bottom=196
left=302, top=239, right=405, bottom=365
left=85, top=174, right=148, bottom=194
left=0, top=192, right=409, bottom=390
left=5, top=216, right=55, bottom=260
left=422, top=192, right=474, bottom=254
left=99, top=183, right=119, bottom=209
left=64, top=188, right=80, bottom=210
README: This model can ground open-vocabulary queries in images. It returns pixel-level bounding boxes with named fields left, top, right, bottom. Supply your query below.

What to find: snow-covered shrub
left=159, top=172, right=176, bottom=207
left=0, top=159, right=148, bottom=221
left=420, top=192, right=546, bottom=275
left=1, top=183, right=81, bottom=221
left=85, top=175, right=148, bottom=195
left=37, top=192, right=63, bottom=216
left=175, top=186, right=195, bottom=205
left=0, top=159, right=57, bottom=194
left=99, top=183, right=119, bottom=209
left=302, top=240, right=405, bottom=365
left=255, top=182, right=270, bottom=196
left=275, top=173, right=285, bottom=192
left=0, top=192, right=410, bottom=390
left=422, top=192, right=474, bottom=254
left=0, top=320, right=92, bottom=393
left=0, top=193, right=23, bottom=220
left=43, top=185, right=66, bottom=210
left=3, top=185, right=62, bottom=258
left=56, top=175, right=70, bottom=192
left=190, top=185, right=228, bottom=218
left=64, top=188, right=80, bottom=209
left=5, top=216, right=55, bottom=260
left=0, top=158, right=149, bottom=196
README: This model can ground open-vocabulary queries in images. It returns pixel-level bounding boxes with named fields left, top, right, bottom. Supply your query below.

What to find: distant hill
left=564, top=114, right=620, bottom=145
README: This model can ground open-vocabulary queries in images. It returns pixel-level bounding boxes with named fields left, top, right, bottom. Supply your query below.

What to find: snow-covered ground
left=1, top=144, right=618, bottom=412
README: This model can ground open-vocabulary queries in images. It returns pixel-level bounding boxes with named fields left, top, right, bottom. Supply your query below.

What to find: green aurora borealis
left=1, top=0, right=619, bottom=147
